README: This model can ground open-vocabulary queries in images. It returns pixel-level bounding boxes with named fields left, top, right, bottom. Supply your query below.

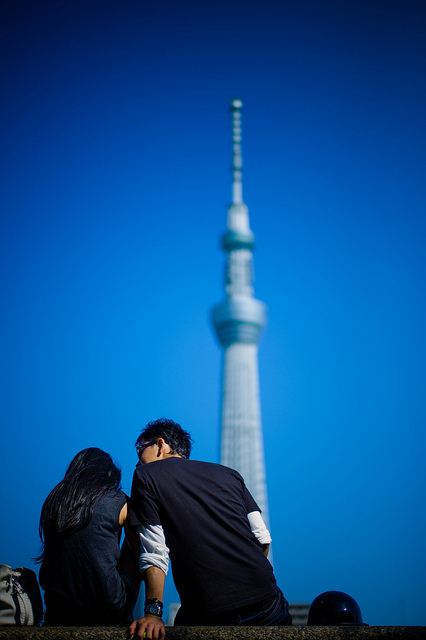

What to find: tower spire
left=231, top=98, right=243, bottom=205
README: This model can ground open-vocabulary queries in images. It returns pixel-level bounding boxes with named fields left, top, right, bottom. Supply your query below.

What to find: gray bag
left=0, top=564, right=43, bottom=625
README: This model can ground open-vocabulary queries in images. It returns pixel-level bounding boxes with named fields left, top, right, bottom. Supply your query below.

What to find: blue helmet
left=307, top=591, right=364, bottom=625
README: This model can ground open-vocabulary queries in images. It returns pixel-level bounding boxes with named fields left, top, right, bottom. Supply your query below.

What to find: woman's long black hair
left=38, top=447, right=121, bottom=560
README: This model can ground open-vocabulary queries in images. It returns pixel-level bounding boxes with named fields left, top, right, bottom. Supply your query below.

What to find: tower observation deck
left=211, top=99, right=270, bottom=524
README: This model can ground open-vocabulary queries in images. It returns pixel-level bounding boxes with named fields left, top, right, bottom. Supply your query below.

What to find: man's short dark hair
left=136, top=418, right=192, bottom=459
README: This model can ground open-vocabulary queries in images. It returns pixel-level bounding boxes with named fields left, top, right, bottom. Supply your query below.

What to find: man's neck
left=151, top=453, right=182, bottom=464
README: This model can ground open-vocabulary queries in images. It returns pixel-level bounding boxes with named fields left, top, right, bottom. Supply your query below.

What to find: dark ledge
left=0, top=627, right=425, bottom=640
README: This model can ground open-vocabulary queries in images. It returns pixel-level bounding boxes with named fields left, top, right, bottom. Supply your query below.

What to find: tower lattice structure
left=211, top=99, right=270, bottom=524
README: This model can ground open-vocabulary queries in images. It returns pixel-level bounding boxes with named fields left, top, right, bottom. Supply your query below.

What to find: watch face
left=145, top=602, right=163, bottom=617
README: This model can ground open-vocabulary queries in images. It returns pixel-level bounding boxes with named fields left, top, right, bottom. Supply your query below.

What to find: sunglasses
left=135, top=439, right=157, bottom=456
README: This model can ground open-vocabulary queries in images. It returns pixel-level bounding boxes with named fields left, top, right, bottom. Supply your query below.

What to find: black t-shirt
left=128, top=458, right=277, bottom=616
left=40, top=490, right=129, bottom=625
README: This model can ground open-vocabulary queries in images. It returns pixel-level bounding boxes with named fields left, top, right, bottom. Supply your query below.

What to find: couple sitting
left=39, top=418, right=292, bottom=636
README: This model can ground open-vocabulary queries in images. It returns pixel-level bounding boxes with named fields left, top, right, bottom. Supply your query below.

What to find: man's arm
left=127, top=524, right=169, bottom=640
left=240, top=476, right=272, bottom=559
left=144, top=565, right=166, bottom=602
left=127, top=468, right=168, bottom=638
left=247, top=510, right=272, bottom=559
left=129, top=566, right=166, bottom=640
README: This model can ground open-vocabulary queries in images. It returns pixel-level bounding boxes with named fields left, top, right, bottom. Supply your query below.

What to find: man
left=128, top=418, right=291, bottom=639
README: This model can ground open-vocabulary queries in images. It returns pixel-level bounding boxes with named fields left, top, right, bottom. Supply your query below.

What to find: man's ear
left=157, top=438, right=165, bottom=457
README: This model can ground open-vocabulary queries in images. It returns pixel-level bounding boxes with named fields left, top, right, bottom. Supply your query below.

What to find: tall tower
left=211, top=99, right=270, bottom=522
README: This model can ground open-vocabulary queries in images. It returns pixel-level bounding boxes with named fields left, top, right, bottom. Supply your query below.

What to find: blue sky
left=1, top=0, right=425, bottom=625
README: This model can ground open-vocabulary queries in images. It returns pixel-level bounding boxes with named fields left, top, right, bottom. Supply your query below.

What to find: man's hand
left=129, top=614, right=165, bottom=640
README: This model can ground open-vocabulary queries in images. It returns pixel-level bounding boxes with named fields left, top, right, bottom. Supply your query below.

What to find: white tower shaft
left=220, top=343, right=269, bottom=520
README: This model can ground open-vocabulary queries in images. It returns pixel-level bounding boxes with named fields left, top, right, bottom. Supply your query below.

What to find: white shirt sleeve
left=138, top=524, right=170, bottom=575
left=247, top=510, right=272, bottom=545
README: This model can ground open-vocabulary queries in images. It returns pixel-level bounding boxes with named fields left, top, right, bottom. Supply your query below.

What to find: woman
left=38, top=447, right=138, bottom=625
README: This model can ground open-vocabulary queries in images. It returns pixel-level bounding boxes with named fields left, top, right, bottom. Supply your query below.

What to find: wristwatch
left=144, top=598, right=163, bottom=618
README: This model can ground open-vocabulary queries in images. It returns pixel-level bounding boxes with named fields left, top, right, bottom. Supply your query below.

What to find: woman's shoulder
left=93, top=490, right=127, bottom=523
